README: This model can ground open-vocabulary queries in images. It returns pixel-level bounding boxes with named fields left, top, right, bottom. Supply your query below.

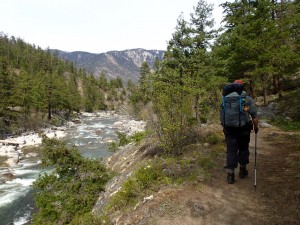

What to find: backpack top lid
left=222, top=83, right=244, bottom=96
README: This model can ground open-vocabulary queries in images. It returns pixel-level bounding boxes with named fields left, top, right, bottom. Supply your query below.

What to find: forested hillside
left=0, top=33, right=127, bottom=137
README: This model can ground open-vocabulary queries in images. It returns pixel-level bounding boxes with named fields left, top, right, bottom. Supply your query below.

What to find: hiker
left=220, top=80, right=259, bottom=184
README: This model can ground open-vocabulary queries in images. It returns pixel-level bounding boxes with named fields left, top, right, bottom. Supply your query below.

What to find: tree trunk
left=249, top=79, right=255, bottom=98
left=194, top=94, right=199, bottom=122
left=278, top=78, right=282, bottom=98
left=263, top=74, right=268, bottom=106
left=273, top=75, right=279, bottom=94
left=48, top=102, right=51, bottom=120
left=263, top=87, right=267, bottom=106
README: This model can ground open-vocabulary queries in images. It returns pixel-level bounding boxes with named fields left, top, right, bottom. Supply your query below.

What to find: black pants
left=223, top=127, right=251, bottom=170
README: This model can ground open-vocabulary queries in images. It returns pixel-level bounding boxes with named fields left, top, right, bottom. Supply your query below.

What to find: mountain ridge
left=52, top=48, right=165, bottom=83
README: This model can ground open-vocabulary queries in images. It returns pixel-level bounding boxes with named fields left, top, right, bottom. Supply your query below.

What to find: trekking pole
left=254, top=132, right=257, bottom=190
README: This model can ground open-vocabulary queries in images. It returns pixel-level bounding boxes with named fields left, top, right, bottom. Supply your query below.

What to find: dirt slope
left=115, top=127, right=300, bottom=225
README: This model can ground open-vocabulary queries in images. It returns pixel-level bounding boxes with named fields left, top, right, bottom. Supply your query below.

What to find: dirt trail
left=116, top=127, right=300, bottom=225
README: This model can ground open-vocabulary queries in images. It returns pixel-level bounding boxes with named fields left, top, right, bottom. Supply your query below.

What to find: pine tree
left=139, top=62, right=151, bottom=103
left=217, top=0, right=300, bottom=104
left=83, top=74, right=98, bottom=112
left=150, top=0, right=220, bottom=154
left=14, top=69, right=35, bottom=119
left=0, top=58, right=15, bottom=113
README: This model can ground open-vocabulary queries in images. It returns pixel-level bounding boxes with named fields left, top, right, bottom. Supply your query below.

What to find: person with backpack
left=220, top=80, right=259, bottom=184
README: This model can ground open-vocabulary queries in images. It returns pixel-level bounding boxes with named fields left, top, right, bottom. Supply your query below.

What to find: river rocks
left=0, top=145, right=17, bottom=156
left=95, top=129, right=104, bottom=135
left=0, top=168, right=16, bottom=183
left=6, top=156, right=19, bottom=166
left=112, top=119, right=146, bottom=136
left=25, top=152, right=39, bottom=158
left=103, top=137, right=113, bottom=143
left=72, top=118, right=82, bottom=124
left=43, top=129, right=66, bottom=139
left=1, top=171, right=16, bottom=181
left=0, top=127, right=67, bottom=167
left=0, top=145, right=19, bottom=167
left=80, top=111, right=117, bottom=118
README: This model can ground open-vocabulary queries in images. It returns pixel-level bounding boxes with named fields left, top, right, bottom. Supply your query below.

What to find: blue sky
left=1, top=0, right=229, bottom=53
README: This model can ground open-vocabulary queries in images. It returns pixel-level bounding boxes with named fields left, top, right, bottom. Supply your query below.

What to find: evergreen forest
left=0, top=34, right=126, bottom=137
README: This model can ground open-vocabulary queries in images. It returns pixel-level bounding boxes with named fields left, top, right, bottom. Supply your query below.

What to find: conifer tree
left=14, top=69, right=35, bottom=119
left=151, top=0, right=219, bottom=154
left=216, top=0, right=299, bottom=104
left=0, top=58, right=15, bottom=113
left=83, top=74, right=98, bottom=112
left=139, top=62, right=151, bottom=103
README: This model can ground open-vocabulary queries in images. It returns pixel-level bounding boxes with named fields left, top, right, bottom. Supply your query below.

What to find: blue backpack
left=220, top=83, right=249, bottom=128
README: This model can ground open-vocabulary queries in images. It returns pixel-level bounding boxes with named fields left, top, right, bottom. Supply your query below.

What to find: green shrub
left=107, top=165, right=162, bottom=211
left=196, top=155, right=214, bottom=170
left=108, top=141, right=118, bottom=152
left=32, top=136, right=113, bottom=225
left=134, top=165, right=162, bottom=190
left=107, top=179, right=139, bottom=211
left=130, top=131, right=148, bottom=144
left=271, top=117, right=300, bottom=131
left=114, top=131, right=149, bottom=149
left=204, top=133, right=224, bottom=145
left=117, top=131, right=130, bottom=146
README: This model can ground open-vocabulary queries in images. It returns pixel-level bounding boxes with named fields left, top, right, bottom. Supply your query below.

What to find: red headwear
left=234, top=80, right=244, bottom=85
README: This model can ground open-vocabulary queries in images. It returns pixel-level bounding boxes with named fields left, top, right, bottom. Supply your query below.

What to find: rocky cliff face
left=53, top=48, right=165, bottom=83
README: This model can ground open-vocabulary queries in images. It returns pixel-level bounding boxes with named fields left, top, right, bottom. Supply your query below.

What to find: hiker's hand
left=254, top=127, right=259, bottom=134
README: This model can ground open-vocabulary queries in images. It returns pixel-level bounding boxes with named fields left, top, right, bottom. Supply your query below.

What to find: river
left=0, top=112, right=145, bottom=225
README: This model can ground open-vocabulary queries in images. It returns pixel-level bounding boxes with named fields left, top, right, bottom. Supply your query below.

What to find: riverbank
left=0, top=111, right=146, bottom=181
left=0, top=111, right=146, bottom=225
left=0, top=127, right=67, bottom=168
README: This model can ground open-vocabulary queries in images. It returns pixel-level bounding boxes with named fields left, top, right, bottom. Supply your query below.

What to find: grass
left=104, top=130, right=225, bottom=216
left=106, top=164, right=163, bottom=211
left=271, top=117, right=300, bottom=131
left=266, top=88, right=300, bottom=131
left=109, top=131, right=150, bottom=152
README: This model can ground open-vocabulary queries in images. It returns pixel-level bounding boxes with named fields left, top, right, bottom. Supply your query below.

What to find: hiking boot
left=227, top=172, right=235, bottom=184
left=239, top=167, right=248, bottom=179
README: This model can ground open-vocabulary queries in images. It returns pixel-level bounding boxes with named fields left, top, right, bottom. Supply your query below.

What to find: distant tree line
left=0, top=33, right=126, bottom=136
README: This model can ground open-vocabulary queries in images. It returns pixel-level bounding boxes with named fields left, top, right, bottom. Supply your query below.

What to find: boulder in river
left=1, top=171, right=16, bottom=182
left=95, top=129, right=104, bottom=135
left=25, top=152, right=40, bottom=158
